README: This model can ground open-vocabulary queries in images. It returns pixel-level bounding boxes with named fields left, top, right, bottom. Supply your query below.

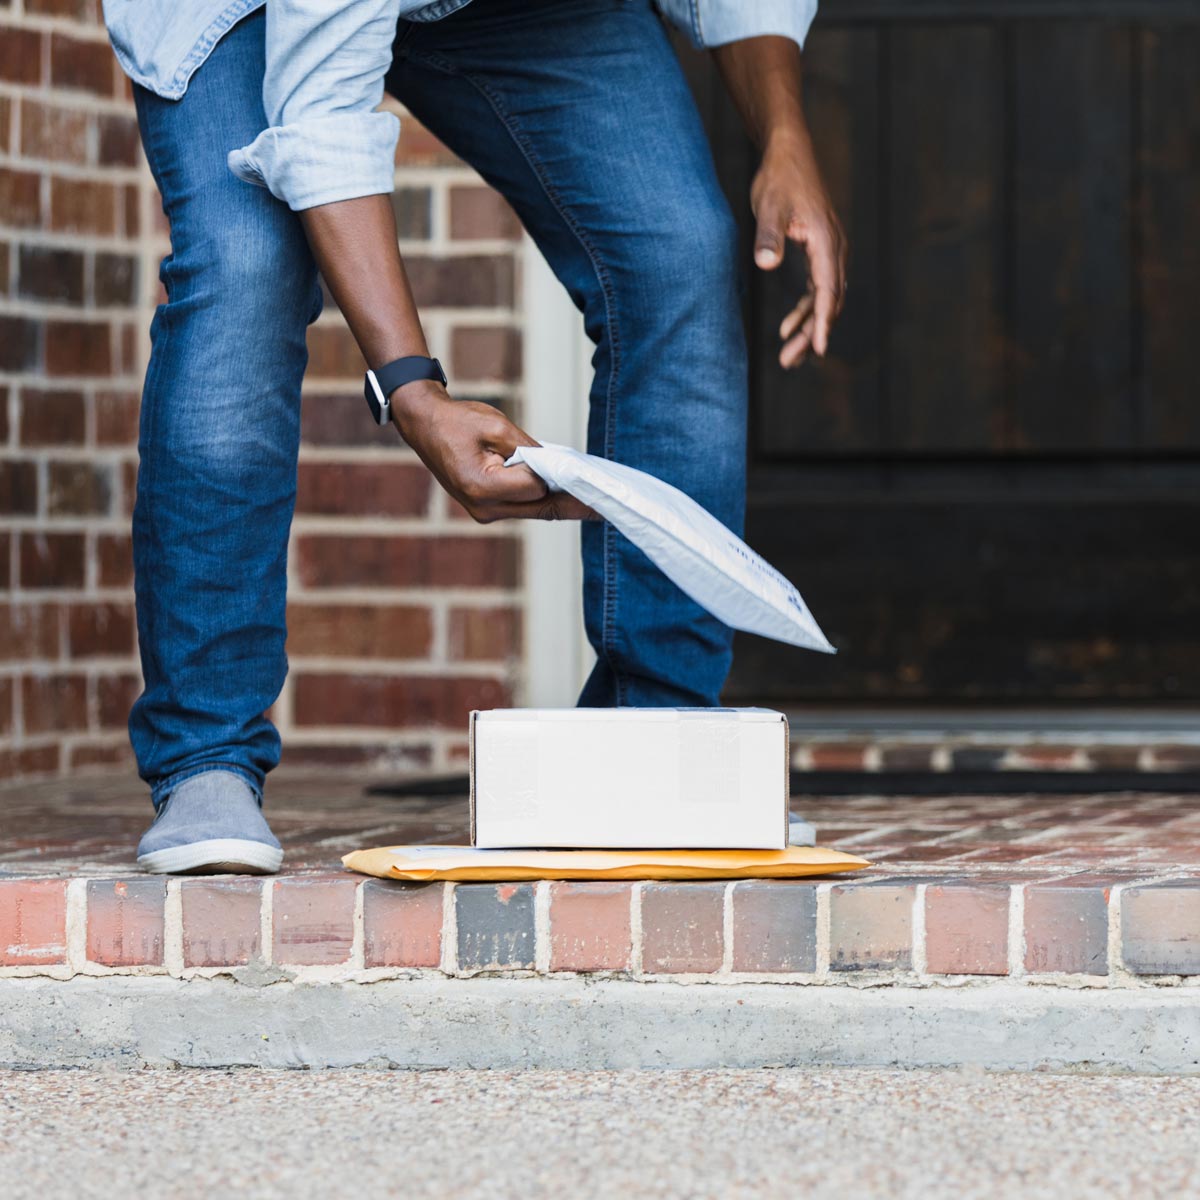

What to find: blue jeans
left=131, top=0, right=748, bottom=805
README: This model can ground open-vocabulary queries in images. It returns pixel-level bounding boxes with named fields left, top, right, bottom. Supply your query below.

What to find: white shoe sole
left=137, top=838, right=284, bottom=875
left=788, top=819, right=818, bottom=847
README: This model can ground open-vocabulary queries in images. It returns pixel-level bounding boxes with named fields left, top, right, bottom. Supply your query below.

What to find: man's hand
left=391, top=381, right=592, bottom=523
left=712, top=36, right=848, bottom=368
left=752, top=131, right=847, bottom=368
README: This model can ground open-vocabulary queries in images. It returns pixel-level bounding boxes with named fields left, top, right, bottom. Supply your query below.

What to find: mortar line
left=630, top=882, right=644, bottom=976
left=163, top=878, right=183, bottom=976
left=440, top=882, right=458, bottom=975
left=1008, top=884, right=1026, bottom=979
left=65, top=877, right=87, bottom=976
left=261, top=879, right=274, bottom=966
left=814, top=882, right=832, bottom=980
left=721, top=882, right=735, bottom=976
left=912, top=884, right=928, bottom=977
left=534, top=881, right=551, bottom=974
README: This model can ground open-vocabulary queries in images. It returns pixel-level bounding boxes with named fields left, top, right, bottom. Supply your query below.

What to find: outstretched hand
left=391, top=382, right=593, bottom=523
left=751, top=132, right=847, bottom=368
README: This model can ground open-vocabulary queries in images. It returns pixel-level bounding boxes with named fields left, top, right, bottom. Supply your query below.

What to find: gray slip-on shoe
left=137, top=770, right=284, bottom=875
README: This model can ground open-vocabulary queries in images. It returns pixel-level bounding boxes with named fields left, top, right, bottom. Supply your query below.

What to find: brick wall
left=1, top=4, right=530, bottom=784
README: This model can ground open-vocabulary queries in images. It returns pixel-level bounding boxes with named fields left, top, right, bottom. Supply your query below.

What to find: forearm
left=300, top=195, right=430, bottom=372
left=712, top=36, right=810, bottom=153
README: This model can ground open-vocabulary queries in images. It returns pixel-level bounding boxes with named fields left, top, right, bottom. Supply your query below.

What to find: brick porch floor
left=2, top=772, right=1199, bottom=981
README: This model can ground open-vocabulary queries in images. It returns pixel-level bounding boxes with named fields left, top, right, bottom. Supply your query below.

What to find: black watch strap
left=364, top=355, right=447, bottom=425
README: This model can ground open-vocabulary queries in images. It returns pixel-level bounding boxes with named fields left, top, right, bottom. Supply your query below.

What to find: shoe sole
left=137, top=838, right=284, bottom=875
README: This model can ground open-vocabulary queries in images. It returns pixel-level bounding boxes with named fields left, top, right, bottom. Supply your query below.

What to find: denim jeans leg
left=131, top=10, right=321, bottom=806
left=386, top=0, right=747, bottom=708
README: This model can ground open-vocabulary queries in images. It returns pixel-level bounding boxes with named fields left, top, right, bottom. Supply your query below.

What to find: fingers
left=474, top=458, right=547, bottom=505
left=781, top=313, right=816, bottom=369
left=779, top=293, right=815, bottom=341
left=754, top=195, right=790, bottom=271
left=486, top=493, right=598, bottom=522
left=805, top=230, right=842, bottom=358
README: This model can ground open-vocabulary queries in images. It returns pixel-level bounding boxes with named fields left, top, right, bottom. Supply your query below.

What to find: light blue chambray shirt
left=104, top=0, right=817, bottom=212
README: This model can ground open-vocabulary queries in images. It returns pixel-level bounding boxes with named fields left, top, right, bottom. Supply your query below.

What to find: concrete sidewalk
left=2, top=1067, right=1197, bottom=1199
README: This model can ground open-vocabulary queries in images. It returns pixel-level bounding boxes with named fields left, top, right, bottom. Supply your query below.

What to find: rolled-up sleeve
left=227, top=0, right=401, bottom=211
left=657, top=0, right=818, bottom=49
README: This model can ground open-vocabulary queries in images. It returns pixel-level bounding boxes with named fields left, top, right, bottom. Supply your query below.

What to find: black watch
left=364, top=355, right=447, bottom=425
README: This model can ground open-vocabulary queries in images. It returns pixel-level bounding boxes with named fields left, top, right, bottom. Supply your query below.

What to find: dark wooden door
left=679, top=1, right=1200, bottom=706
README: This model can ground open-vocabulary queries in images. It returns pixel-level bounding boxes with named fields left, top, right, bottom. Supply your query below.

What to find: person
left=103, top=0, right=846, bottom=874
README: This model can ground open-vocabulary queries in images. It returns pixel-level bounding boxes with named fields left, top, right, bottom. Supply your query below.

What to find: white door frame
left=519, top=235, right=594, bottom=707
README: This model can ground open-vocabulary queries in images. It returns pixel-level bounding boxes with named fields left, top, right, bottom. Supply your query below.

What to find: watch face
left=364, top=370, right=389, bottom=426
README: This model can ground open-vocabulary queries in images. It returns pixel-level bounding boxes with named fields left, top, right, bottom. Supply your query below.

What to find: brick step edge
left=3, top=874, right=1200, bottom=982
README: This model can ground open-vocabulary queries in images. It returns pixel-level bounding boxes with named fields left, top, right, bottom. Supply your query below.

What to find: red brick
left=19, top=388, right=86, bottom=445
left=68, top=739, right=134, bottom=770
left=0, top=533, right=9, bottom=590
left=98, top=112, right=140, bottom=166
left=925, top=884, right=1010, bottom=975
left=272, top=876, right=357, bottom=966
left=281, top=740, right=432, bottom=770
left=394, top=117, right=462, bottom=167
left=20, top=100, right=89, bottom=162
left=447, top=606, right=521, bottom=661
left=0, top=96, right=10, bottom=154
left=0, top=315, right=39, bottom=370
left=96, top=672, right=140, bottom=728
left=22, top=673, right=88, bottom=734
left=1024, top=883, right=1108, bottom=975
left=0, top=459, right=37, bottom=514
left=1149, top=745, right=1200, bottom=771
left=0, top=678, right=11, bottom=735
left=87, top=879, right=166, bottom=967
left=0, top=603, right=61, bottom=659
left=45, top=320, right=111, bottom=377
left=181, top=879, right=264, bottom=968
left=15, top=744, right=60, bottom=775
left=122, top=182, right=140, bottom=236
left=406, top=256, right=514, bottom=308
left=301, top=392, right=395, bottom=447
left=0, top=879, right=67, bottom=966
left=451, top=326, right=521, bottom=382
left=362, top=881, right=443, bottom=968
left=26, top=0, right=100, bottom=17
left=50, top=33, right=116, bottom=95
left=48, top=461, right=112, bottom=514
left=68, top=601, right=135, bottom=657
left=806, top=742, right=869, bottom=771
left=96, top=532, right=133, bottom=585
left=18, top=244, right=85, bottom=303
left=295, top=461, right=430, bottom=516
left=306, top=324, right=363, bottom=377
left=0, top=27, right=42, bottom=84
left=95, top=390, right=140, bottom=444
left=879, top=743, right=940, bottom=771
left=296, top=534, right=519, bottom=589
left=640, top=883, right=725, bottom=973
left=20, top=532, right=86, bottom=588
left=448, top=186, right=521, bottom=241
left=391, top=186, right=432, bottom=239
left=293, top=673, right=509, bottom=730
left=49, top=177, right=116, bottom=234
left=0, top=243, right=8, bottom=294
left=95, top=252, right=138, bottom=306
left=286, top=603, right=432, bottom=659
left=731, top=881, right=818, bottom=973
left=549, top=881, right=633, bottom=972
left=1121, top=881, right=1200, bottom=975
left=0, top=167, right=41, bottom=227
left=829, top=883, right=914, bottom=971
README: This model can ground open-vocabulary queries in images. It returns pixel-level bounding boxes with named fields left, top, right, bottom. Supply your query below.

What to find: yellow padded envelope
left=342, top=844, right=870, bottom=882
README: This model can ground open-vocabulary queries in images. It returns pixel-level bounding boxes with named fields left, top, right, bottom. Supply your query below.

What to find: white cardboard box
left=469, top=708, right=789, bottom=850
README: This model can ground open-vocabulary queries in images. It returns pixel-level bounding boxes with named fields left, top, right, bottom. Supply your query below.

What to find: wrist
left=389, top=377, right=449, bottom=433
left=762, top=121, right=813, bottom=161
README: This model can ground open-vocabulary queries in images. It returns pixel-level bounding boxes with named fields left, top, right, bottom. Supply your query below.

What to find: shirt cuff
left=661, top=0, right=818, bottom=50
left=227, top=110, right=400, bottom=212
